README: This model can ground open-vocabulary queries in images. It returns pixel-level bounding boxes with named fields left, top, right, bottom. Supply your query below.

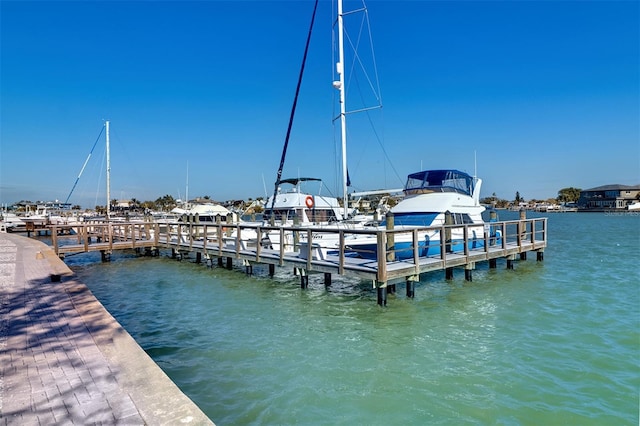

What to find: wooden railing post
left=444, top=210, right=453, bottom=253
left=385, top=212, right=395, bottom=262
left=376, top=230, right=387, bottom=283
left=52, top=226, right=59, bottom=255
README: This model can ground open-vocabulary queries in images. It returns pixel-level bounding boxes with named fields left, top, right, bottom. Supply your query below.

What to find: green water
left=70, top=211, right=640, bottom=425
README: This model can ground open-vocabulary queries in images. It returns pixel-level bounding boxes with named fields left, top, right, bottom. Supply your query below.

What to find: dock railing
left=50, top=217, right=547, bottom=284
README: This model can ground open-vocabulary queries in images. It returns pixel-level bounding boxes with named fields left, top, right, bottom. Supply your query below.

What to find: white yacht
left=342, top=169, right=496, bottom=260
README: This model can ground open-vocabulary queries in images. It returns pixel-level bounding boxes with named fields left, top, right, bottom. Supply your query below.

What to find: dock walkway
left=47, top=216, right=546, bottom=305
left=0, top=232, right=213, bottom=425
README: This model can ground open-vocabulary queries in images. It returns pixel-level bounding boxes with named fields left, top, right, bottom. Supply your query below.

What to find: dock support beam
left=465, top=263, right=474, bottom=282
left=537, top=250, right=544, bottom=261
left=300, top=269, right=308, bottom=289
left=226, top=257, right=232, bottom=270
left=269, top=264, right=275, bottom=277
left=377, top=285, right=387, bottom=307
left=406, top=281, right=415, bottom=298
left=507, top=255, right=516, bottom=270
left=489, top=258, right=497, bottom=269
left=218, top=257, right=223, bottom=267
left=243, top=259, right=252, bottom=275
left=406, top=275, right=419, bottom=299
left=324, top=272, right=332, bottom=287
left=196, top=252, right=202, bottom=264
left=101, top=250, right=111, bottom=263
left=445, top=267, right=454, bottom=280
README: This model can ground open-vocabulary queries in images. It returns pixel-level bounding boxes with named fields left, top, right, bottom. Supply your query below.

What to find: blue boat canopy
left=404, top=169, right=475, bottom=197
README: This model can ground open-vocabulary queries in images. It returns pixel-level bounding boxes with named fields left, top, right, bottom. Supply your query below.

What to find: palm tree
left=515, top=192, right=522, bottom=204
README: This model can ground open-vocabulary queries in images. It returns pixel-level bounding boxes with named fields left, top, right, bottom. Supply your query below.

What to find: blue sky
left=1, top=0, right=638, bottom=208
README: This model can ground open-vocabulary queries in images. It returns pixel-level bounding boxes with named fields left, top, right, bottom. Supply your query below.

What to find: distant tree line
left=479, top=187, right=582, bottom=208
left=10, top=187, right=583, bottom=213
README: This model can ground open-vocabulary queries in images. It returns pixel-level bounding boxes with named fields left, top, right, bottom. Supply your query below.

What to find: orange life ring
left=305, top=195, right=314, bottom=209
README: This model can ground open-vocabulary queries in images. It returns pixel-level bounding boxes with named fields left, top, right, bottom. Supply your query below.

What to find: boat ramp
left=49, top=213, right=547, bottom=306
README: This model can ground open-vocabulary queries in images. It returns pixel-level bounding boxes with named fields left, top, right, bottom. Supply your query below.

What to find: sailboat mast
left=105, top=120, right=111, bottom=220
left=337, top=0, right=348, bottom=219
left=186, top=161, right=189, bottom=208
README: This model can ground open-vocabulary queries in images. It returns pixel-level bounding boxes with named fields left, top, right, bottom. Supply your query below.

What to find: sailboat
left=65, top=120, right=113, bottom=219
left=235, top=0, right=386, bottom=253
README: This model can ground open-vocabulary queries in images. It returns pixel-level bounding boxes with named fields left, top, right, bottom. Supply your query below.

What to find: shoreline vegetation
left=2, top=186, right=639, bottom=216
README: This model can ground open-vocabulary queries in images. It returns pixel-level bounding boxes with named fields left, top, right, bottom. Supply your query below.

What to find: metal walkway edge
left=0, top=233, right=213, bottom=425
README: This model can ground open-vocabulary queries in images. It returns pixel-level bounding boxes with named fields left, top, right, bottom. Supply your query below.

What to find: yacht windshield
left=405, top=170, right=475, bottom=196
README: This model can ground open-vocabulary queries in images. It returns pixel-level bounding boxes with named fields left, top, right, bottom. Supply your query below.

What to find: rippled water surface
left=68, top=211, right=640, bottom=425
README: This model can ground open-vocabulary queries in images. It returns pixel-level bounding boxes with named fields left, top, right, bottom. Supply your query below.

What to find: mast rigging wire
left=64, top=124, right=105, bottom=205
left=269, top=0, right=319, bottom=219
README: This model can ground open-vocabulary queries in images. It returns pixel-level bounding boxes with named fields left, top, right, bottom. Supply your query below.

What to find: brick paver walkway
left=0, top=232, right=213, bottom=425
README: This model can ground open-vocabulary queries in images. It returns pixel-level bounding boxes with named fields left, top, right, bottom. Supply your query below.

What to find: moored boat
left=342, top=169, right=499, bottom=260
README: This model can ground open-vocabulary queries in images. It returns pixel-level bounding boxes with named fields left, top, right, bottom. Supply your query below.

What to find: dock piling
left=406, top=281, right=415, bottom=298
left=445, top=267, right=454, bottom=280
left=465, top=263, right=474, bottom=282
left=243, top=259, right=253, bottom=275
left=300, top=269, right=308, bottom=289
left=377, top=285, right=387, bottom=306
left=324, top=272, right=332, bottom=287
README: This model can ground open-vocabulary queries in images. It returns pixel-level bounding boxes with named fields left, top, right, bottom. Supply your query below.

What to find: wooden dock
left=50, top=217, right=547, bottom=305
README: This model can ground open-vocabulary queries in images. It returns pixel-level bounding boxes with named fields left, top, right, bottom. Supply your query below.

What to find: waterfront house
left=577, top=184, right=640, bottom=210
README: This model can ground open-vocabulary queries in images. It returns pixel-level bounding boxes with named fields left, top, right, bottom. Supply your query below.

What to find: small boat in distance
left=627, top=201, right=640, bottom=211
left=173, top=203, right=236, bottom=224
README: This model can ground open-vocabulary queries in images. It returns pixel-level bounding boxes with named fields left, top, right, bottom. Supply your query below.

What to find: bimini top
left=404, top=169, right=476, bottom=197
